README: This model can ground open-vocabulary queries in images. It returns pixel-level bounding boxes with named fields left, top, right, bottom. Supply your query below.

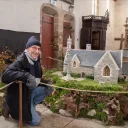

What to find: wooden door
left=92, top=31, right=100, bottom=50
left=63, top=22, right=72, bottom=47
left=101, top=30, right=106, bottom=50
left=80, top=28, right=90, bottom=49
left=42, top=13, right=54, bottom=69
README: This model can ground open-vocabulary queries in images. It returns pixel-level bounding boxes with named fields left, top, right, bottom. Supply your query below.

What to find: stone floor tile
left=26, top=112, right=73, bottom=128
left=110, top=126, right=128, bottom=128
left=1, top=104, right=128, bottom=128
left=65, top=118, right=107, bottom=128
left=0, top=116, right=18, bottom=128
left=36, top=104, right=48, bottom=114
left=13, top=126, right=28, bottom=128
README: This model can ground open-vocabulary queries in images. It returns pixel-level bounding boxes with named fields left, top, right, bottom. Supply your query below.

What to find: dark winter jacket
left=1, top=52, right=42, bottom=122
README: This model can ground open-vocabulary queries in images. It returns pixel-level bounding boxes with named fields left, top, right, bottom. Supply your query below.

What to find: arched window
left=103, top=65, right=110, bottom=76
left=73, top=61, right=77, bottom=67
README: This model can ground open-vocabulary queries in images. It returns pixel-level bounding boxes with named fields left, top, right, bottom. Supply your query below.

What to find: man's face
left=27, top=45, right=41, bottom=59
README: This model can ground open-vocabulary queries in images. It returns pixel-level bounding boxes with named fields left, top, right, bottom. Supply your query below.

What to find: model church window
left=73, top=61, right=77, bottom=67
left=103, top=65, right=110, bottom=76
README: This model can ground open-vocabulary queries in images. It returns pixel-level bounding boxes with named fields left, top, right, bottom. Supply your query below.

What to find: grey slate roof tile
left=110, top=51, right=122, bottom=69
left=122, top=62, right=128, bottom=75
left=64, top=49, right=122, bottom=68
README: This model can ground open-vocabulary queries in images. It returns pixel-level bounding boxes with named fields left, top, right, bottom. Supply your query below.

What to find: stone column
left=53, top=16, right=63, bottom=59
left=95, top=0, right=99, bottom=16
left=53, top=15, right=64, bottom=69
left=123, top=18, right=128, bottom=58
left=124, top=18, right=128, bottom=49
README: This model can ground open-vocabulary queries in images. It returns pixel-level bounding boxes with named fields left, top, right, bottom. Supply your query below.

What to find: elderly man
left=1, top=36, right=53, bottom=126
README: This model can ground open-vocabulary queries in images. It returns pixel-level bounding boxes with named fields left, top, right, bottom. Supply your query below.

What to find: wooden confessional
left=80, top=15, right=108, bottom=50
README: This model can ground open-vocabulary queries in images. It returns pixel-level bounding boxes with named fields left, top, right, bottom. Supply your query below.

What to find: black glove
left=40, top=78, right=54, bottom=95
left=41, top=77, right=52, bottom=84
left=46, top=86, right=54, bottom=95
left=26, top=74, right=36, bottom=89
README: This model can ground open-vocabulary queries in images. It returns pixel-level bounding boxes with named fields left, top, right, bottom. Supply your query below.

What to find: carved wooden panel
left=80, top=15, right=108, bottom=50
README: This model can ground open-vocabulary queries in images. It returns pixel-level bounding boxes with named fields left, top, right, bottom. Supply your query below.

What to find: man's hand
left=26, top=75, right=36, bottom=89
left=41, top=77, right=52, bottom=84
left=40, top=77, right=54, bottom=95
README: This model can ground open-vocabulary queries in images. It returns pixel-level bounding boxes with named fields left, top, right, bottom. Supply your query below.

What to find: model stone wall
left=94, top=54, right=119, bottom=83
left=63, top=64, right=94, bottom=75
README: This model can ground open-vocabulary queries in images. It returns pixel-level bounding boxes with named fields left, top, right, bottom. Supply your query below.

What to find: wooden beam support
left=114, top=34, right=124, bottom=49
left=19, top=81, right=23, bottom=128
left=120, top=34, right=124, bottom=49
left=114, top=38, right=124, bottom=41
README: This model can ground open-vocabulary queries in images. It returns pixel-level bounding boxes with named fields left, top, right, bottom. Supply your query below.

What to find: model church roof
left=64, top=49, right=122, bottom=68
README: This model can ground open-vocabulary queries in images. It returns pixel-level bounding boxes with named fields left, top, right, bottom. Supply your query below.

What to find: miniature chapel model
left=63, top=18, right=128, bottom=84
left=63, top=37, right=122, bottom=83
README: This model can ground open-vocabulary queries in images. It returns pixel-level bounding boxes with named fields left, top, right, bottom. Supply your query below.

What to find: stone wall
left=94, top=53, right=119, bottom=83
left=0, top=0, right=49, bottom=33
left=63, top=65, right=94, bottom=76
left=115, top=0, right=128, bottom=42
left=73, top=0, right=93, bottom=49
left=0, top=0, right=70, bottom=33
left=0, top=0, right=93, bottom=50
left=106, top=0, right=116, bottom=50
left=40, top=3, right=75, bottom=61
left=1, top=0, right=127, bottom=51
left=95, top=0, right=128, bottom=50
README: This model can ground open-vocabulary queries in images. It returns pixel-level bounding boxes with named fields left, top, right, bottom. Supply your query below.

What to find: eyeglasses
left=31, top=46, right=41, bottom=51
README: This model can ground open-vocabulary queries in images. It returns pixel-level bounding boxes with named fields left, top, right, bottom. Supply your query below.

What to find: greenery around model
left=42, top=69, right=128, bottom=126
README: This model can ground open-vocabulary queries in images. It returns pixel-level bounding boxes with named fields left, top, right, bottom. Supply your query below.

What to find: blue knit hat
left=26, top=36, right=41, bottom=49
